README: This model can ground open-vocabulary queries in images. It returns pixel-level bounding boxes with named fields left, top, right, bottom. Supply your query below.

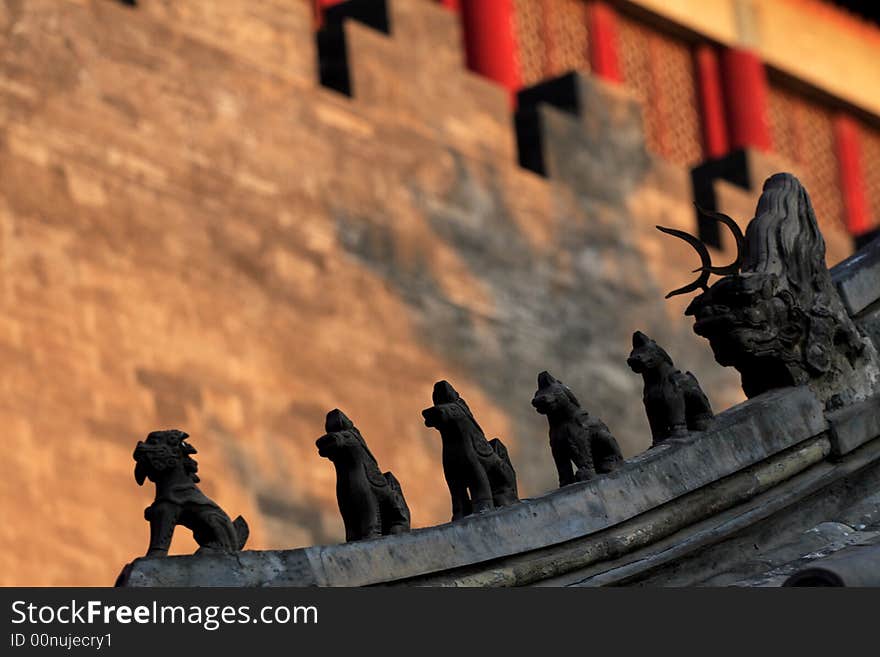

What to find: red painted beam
left=312, top=0, right=345, bottom=27
left=586, top=1, right=622, bottom=83
left=695, top=45, right=729, bottom=158
left=540, top=0, right=558, bottom=78
left=314, top=0, right=345, bottom=12
left=459, top=0, right=522, bottom=100
left=834, top=115, right=871, bottom=235
left=721, top=48, right=772, bottom=152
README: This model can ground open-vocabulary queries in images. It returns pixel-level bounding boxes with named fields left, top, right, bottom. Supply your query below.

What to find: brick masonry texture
left=0, top=0, right=854, bottom=585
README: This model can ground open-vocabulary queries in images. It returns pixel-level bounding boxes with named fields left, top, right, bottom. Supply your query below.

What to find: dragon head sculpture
left=659, top=173, right=876, bottom=405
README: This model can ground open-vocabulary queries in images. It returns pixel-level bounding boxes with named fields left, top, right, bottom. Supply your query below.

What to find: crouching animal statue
left=658, top=173, right=878, bottom=407
left=133, top=430, right=248, bottom=557
left=627, top=331, right=714, bottom=445
left=531, top=371, right=623, bottom=487
left=422, top=380, right=519, bottom=520
left=316, top=408, right=411, bottom=542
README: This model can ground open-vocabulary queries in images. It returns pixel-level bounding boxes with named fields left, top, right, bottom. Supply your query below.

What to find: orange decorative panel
left=768, top=86, right=800, bottom=162
left=617, top=13, right=703, bottom=167
left=861, top=123, right=880, bottom=232
left=550, top=0, right=590, bottom=77
left=513, top=0, right=590, bottom=88
left=513, top=0, right=547, bottom=87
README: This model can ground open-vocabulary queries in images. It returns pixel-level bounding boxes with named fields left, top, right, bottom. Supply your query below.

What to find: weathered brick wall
left=0, top=0, right=837, bottom=585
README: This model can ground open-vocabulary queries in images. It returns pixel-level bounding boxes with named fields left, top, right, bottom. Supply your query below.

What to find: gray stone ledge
left=416, top=436, right=832, bottom=586
left=832, top=237, right=880, bottom=317
left=827, top=393, right=880, bottom=457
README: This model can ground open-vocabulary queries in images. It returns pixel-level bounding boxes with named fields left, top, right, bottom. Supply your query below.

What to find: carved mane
left=743, top=173, right=828, bottom=301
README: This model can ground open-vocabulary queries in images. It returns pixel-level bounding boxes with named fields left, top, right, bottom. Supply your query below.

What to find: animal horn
left=693, top=204, right=745, bottom=275
left=655, top=226, right=712, bottom=298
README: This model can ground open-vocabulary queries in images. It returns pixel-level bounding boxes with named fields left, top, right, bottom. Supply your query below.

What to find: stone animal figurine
left=316, top=408, right=411, bottom=542
left=133, top=430, right=248, bottom=557
left=657, top=174, right=878, bottom=406
left=627, top=331, right=714, bottom=445
left=531, top=371, right=624, bottom=487
left=422, top=380, right=519, bottom=520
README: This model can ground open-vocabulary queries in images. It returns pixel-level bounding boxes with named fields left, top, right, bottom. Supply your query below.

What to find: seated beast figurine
left=422, top=380, right=519, bottom=520
left=531, top=371, right=623, bottom=486
left=627, top=331, right=714, bottom=445
left=316, top=408, right=411, bottom=542
left=133, top=430, right=248, bottom=557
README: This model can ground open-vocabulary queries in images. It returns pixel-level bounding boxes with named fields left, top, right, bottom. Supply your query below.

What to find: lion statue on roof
left=133, top=429, right=248, bottom=557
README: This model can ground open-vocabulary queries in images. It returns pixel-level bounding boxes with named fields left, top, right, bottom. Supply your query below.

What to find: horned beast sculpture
left=422, top=380, right=519, bottom=520
left=658, top=173, right=878, bottom=405
left=627, top=331, right=714, bottom=445
left=531, top=371, right=623, bottom=486
left=316, top=409, right=411, bottom=542
left=133, top=430, right=248, bottom=557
